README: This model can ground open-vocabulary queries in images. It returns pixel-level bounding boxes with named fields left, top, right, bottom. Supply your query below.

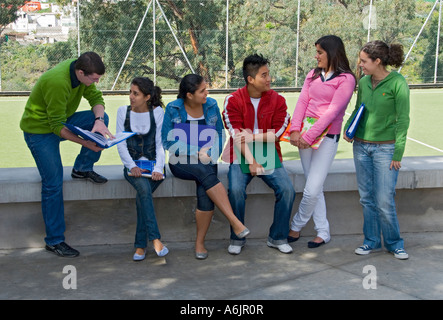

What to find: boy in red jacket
left=222, top=54, right=296, bottom=254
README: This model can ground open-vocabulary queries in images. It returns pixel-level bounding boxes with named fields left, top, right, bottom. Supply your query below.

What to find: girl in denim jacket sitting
left=162, top=74, right=250, bottom=259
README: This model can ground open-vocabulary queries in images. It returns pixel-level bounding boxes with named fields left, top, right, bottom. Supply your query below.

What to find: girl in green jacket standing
left=344, top=41, right=410, bottom=260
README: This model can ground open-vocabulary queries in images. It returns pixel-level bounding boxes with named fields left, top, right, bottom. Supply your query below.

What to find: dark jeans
left=24, top=110, right=108, bottom=245
left=169, top=162, right=219, bottom=211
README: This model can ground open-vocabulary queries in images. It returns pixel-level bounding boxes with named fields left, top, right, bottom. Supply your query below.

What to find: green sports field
left=1, top=89, right=442, bottom=168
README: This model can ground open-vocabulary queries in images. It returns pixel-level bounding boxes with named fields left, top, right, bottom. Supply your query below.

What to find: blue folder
left=128, top=160, right=165, bottom=179
left=345, top=103, right=365, bottom=139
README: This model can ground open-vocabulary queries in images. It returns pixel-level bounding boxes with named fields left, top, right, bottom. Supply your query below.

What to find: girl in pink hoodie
left=288, top=35, right=356, bottom=248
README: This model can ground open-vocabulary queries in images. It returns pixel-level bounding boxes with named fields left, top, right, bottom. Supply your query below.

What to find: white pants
left=290, top=135, right=338, bottom=242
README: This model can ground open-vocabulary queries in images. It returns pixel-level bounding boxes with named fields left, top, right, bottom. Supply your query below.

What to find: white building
left=7, top=3, right=77, bottom=44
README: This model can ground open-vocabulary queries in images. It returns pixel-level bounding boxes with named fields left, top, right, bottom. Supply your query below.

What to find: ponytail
left=387, top=44, right=404, bottom=68
left=131, top=77, right=164, bottom=110
left=150, top=85, right=163, bottom=108
left=360, top=40, right=404, bottom=68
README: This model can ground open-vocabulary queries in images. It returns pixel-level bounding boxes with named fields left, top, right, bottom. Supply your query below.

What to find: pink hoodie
left=290, top=69, right=355, bottom=145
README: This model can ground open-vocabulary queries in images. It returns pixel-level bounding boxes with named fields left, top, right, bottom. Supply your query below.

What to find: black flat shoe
left=308, top=240, right=325, bottom=248
left=287, top=235, right=300, bottom=243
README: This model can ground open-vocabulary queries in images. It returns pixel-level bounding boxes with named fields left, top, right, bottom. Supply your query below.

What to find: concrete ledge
left=1, top=157, right=442, bottom=249
left=2, top=156, right=443, bottom=204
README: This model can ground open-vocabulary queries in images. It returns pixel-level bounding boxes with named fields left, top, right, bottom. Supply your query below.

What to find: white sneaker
left=267, top=241, right=293, bottom=254
left=355, top=244, right=373, bottom=255
left=228, top=244, right=244, bottom=255
left=392, top=248, right=409, bottom=260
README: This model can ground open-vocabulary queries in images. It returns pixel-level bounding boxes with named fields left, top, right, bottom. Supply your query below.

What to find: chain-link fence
left=1, top=0, right=442, bottom=92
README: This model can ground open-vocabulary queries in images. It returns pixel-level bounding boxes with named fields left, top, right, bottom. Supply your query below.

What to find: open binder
left=63, top=122, right=135, bottom=149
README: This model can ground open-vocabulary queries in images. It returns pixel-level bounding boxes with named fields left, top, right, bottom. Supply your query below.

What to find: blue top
left=161, top=97, right=225, bottom=162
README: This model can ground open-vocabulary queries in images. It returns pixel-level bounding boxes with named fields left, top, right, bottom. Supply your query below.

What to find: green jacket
left=345, top=71, right=410, bottom=161
left=20, top=59, right=105, bottom=137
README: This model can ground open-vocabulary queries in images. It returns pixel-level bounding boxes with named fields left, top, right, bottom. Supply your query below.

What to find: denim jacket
left=161, top=97, right=225, bottom=162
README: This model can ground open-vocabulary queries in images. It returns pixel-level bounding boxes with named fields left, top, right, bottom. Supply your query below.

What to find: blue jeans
left=23, top=110, right=108, bottom=245
left=124, top=169, right=163, bottom=248
left=353, top=140, right=404, bottom=251
left=228, top=164, right=296, bottom=245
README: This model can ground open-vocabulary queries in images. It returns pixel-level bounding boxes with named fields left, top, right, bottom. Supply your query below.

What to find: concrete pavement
left=1, top=232, right=442, bottom=302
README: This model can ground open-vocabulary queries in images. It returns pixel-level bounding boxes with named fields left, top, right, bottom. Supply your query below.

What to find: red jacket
left=222, top=86, right=290, bottom=163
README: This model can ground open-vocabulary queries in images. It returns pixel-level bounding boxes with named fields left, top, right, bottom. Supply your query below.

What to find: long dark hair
left=177, top=74, right=205, bottom=100
left=131, top=77, right=163, bottom=111
left=312, top=35, right=356, bottom=87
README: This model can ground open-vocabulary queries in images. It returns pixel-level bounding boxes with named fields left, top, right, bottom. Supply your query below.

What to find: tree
left=0, top=41, right=48, bottom=91
left=77, top=0, right=230, bottom=89
left=0, top=0, right=435, bottom=91
left=78, top=0, right=154, bottom=89
left=227, top=0, right=417, bottom=87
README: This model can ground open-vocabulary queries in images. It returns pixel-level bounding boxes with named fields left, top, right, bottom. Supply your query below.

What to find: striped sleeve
left=222, top=94, right=236, bottom=137
left=276, top=109, right=291, bottom=138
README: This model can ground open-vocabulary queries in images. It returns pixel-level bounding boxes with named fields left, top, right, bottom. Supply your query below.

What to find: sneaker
left=392, top=248, right=409, bottom=260
left=45, top=242, right=80, bottom=257
left=267, top=241, right=293, bottom=254
left=355, top=244, right=373, bottom=255
left=72, top=169, right=108, bottom=184
left=228, top=244, right=244, bottom=255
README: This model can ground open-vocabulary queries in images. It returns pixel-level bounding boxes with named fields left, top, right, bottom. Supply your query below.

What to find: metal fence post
left=434, top=0, right=442, bottom=83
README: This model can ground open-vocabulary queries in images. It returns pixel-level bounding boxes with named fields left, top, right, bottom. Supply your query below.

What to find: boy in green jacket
left=20, top=52, right=112, bottom=257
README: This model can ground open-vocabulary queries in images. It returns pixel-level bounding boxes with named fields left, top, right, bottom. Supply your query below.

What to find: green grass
left=1, top=89, right=442, bottom=168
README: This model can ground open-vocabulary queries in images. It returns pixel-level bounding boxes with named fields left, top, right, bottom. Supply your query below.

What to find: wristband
left=95, top=116, right=105, bottom=122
